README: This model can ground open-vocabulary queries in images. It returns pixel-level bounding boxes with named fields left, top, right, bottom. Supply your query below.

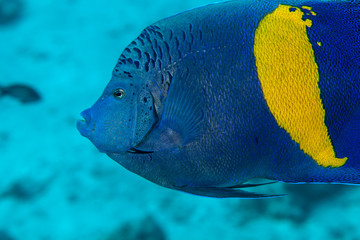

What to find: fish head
left=77, top=68, right=158, bottom=153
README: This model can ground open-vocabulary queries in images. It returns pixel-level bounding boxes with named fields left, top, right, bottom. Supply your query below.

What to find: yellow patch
left=317, top=41, right=322, bottom=46
left=301, top=6, right=312, bottom=10
left=253, top=4, right=347, bottom=167
left=301, top=6, right=317, bottom=15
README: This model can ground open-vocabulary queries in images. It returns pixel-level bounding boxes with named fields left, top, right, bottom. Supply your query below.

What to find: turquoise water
left=1, top=0, right=360, bottom=239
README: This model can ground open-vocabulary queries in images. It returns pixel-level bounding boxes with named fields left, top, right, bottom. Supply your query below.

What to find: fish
left=77, top=0, right=360, bottom=198
left=0, top=84, right=41, bottom=103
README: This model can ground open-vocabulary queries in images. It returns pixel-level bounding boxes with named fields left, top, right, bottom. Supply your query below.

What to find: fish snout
left=77, top=109, right=92, bottom=137
left=80, top=109, right=92, bottom=124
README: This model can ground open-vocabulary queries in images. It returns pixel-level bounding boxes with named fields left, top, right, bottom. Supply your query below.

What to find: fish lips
left=77, top=109, right=93, bottom=139
left=77, top=109, right=108, bottom=153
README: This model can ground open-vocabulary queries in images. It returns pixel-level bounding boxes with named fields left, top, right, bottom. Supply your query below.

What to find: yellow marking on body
left=317, top=41, right=322, bottom=46
left=254, top=5, right=347, bottom=167
left=301, top=6, right=317, bottom=15
left=301, top=6, right=312, bottom=10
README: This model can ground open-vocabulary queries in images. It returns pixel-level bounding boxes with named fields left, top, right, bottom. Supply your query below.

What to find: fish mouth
left=77, top=118, right=89, bottom=137
left=80, top=109, right=91, bottom=123
left=77, top=109, right=92, bottom=137
left=126, top=147, right=154, bottom=154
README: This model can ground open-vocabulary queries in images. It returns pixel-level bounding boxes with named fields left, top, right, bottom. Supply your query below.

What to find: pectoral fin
left=155, top=67, right=205, bottom=147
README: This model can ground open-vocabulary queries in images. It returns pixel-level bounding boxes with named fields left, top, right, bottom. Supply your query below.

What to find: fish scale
left=78, top=0, right=360, bottom=198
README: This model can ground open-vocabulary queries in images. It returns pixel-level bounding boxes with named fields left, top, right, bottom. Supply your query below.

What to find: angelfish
left=77, top=0, right=360, bottom=198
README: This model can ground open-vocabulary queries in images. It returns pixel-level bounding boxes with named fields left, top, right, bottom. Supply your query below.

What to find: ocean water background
left=1, top=0, right=360, bottom=239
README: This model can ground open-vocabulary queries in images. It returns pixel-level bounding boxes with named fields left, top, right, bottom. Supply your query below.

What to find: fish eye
left=113, top=88, right=126, bottom=99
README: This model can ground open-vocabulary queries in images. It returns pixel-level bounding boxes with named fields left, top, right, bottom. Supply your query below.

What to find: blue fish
left=77, top=0, right=360, bottom=198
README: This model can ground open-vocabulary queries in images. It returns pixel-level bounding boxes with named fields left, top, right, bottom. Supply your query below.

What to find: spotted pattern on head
left=113, top=23, right=205, bottom=98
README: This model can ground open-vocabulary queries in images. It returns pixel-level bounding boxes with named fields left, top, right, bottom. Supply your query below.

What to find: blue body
left=78, top=0, right=360, bottom=198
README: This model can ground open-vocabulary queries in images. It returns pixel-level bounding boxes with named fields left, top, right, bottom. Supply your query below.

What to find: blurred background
left=1, top=0, right=360, bottom=239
